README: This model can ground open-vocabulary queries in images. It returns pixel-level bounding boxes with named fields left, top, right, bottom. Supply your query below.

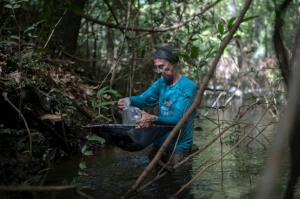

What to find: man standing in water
left=118, top=44, right=197, bottom=165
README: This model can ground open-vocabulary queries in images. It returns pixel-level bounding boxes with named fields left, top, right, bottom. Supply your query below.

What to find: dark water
left=43, top=96, right=291, bottom=199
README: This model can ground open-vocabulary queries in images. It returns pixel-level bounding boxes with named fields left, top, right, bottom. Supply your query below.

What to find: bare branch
left=80, top=0, right=223, bottom=33
left=0, top=185, right=76, bottom=192
left=173, top=108, right=268, bottom=197
left=2, top=92, right=32, bottom=158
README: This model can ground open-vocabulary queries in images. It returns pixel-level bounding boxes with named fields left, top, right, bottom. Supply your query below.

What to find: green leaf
left=0, top=41, right=18, bottom=46
left=24, top=20, right=45, bottom=33
left=24, top=26, right=35, bottom=33
left=199, top=60, right=208, bottom=67
left=217, top=21, right=225, bottom=34
left=4, top=4, right=13, bottom=9
left=99, top=101, right=117, bottom=106
left=91, top=101, right=116, bottom=109
left=79, top=161, right=87, bottom=170
left=78, top=171, right=88, bottom=176
left=96, top=87, right=120, bottom=97
left=13, top=4, right=20, bottom=9
left=10, top=35, right=20, bottom=41
left=177, top=51, right=190, bottom=60
left=96, top=87, right=108, bottom=96
left=100, top=106, right=109, bottom=110
left=242, top=15, right=258, bottom=23
left=95, top=114, right=110, bottom=121
left=190, top=46, right=199, bottom=59
left=16, top=0, right=29, bottom=3
left=86, top=135, right=105, bottom=144
left=109, top=90, right=121, bottom=97
left=91, top=100, right=97, bottom=108
left=206, top=47, right=217, bottom=58
left=235, top=34, right=242, bottom=39
left=227, top=17, right=236, bottom=30
left=83, top=150, right=93, bottom=156
left=81, top=145, right=87, bottom=154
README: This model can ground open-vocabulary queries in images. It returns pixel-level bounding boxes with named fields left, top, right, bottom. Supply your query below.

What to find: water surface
left=45, top=97, right=286, bottom=199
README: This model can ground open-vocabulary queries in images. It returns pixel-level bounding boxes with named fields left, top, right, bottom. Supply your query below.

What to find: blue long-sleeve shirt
left=129, top=75, right=197, bottom=151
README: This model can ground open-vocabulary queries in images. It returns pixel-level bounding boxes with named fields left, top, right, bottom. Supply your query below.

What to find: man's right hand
left=136, top=109, right=157, bottom=128
left=117, top=97, right=130, bottom=110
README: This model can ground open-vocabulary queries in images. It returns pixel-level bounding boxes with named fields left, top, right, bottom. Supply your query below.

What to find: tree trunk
left=58, top=0, right=86, bottom=54
left=273, top=0, right=292, bottom=86
left=43, top=0, right=86, bottom=54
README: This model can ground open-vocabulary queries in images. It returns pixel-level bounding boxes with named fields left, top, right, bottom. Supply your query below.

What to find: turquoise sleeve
left=156, top=84, right=197, bottom=124
left=129, top=79, right=161, bottom=108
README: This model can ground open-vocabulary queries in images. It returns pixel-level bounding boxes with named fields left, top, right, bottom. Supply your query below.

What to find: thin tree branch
left=43, top=10, right=67, bottom=49
left=76, top=189, right=94, bottom=199
left=174, top=126, right=253, bottom=197
left=0, top=185, right=93, bottom=199
left=2, top=92, right=32, bottom=158
left=246, top=121, right=272, bottom=148
left=80, top=0, right=223, bottom=33
left=103, top=0, right=120, bottom=26
left=0, top=185, right=76, bottom=192
left=103, top=0, right=130, bottom=39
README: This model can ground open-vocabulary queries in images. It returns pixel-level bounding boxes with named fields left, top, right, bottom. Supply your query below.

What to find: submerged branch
left=136, top=123, right=241, bottom=193
left=173, top=108, right=268, bottom=197
left=136, top=97, right=259, bottom=195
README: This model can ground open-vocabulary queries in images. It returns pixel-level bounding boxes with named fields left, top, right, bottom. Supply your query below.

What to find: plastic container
left=121, top=106, right=142, bottom=125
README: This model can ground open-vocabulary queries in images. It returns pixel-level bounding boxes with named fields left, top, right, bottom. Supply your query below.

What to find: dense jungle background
left=0, top=0, right=300, bottom=198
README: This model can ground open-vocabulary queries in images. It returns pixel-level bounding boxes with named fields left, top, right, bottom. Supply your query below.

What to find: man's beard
left=162, top=76, right=174, bottom=85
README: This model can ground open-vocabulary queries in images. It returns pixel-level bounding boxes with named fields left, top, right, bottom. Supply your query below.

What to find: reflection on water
left=45, top=96, right=281, bottom=199
left=98, top=147, right=194, bottom=198
left=44, top=146, right=194, bottom=199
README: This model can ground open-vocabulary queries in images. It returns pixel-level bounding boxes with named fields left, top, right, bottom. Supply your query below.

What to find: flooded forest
left=0, top=0, right=300, bottom=198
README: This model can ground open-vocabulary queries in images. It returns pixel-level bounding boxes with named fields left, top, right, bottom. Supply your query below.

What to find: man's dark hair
left=154, top=45, right=179, bottom=64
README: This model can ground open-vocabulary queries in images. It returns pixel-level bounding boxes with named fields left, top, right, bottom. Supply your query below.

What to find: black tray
left=83, top=124, right=173, bottom=151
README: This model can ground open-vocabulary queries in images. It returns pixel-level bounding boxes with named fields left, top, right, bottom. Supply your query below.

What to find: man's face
left=154, top=59, right=176, bottom=83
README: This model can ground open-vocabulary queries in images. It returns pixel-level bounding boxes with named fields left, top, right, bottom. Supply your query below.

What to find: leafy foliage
left=91, top=86, right=121, bottom=122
